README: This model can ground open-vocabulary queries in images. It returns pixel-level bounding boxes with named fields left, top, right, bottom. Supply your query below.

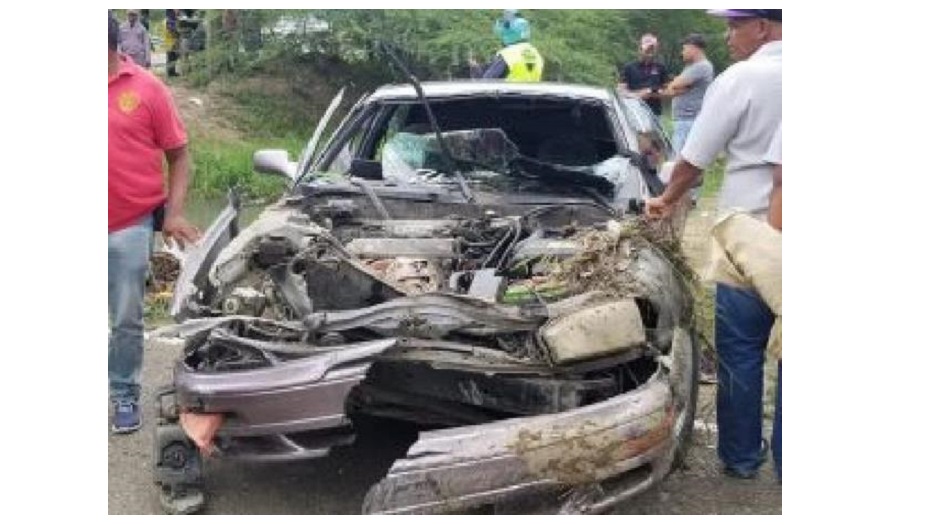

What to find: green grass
left=700, top=157, right=725, bottom=199
left=188, top=137, right=303, bottom=200
left=144, top=294, right=174, bottom=327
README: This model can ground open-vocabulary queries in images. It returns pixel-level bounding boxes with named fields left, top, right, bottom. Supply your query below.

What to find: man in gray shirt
left=659, top=33, right=714, bottom=202
left=662, top=34, right=715, bottom=154
left=646, top=9, right=782, bottom=482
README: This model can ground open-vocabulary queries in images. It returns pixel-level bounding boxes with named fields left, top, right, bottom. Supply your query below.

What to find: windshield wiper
left=379, top=42, right=476, bottom=204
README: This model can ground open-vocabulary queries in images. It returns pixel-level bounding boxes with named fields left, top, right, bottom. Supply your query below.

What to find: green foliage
left=198, top=10, right=726, bottom=87
left=700, top=158, right=726, bottom=199
left=174, top=10, right=730, bottom=198
left=188, top=138, right=300, bottom=200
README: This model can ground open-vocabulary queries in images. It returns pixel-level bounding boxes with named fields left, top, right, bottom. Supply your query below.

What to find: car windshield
left=381, top=128, right=518, bottom=183
left=311, top=95, right=632, bottom=196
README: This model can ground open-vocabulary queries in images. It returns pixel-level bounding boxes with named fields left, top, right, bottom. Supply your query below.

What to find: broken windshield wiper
left=379, top=42, right=476, bottom=204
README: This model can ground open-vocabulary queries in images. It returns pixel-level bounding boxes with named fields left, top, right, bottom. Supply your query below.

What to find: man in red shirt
left=108, top=11, right=200, bottom=434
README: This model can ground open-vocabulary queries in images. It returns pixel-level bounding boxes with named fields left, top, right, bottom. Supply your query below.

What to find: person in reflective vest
left=470, top=10, right=544, bottom=82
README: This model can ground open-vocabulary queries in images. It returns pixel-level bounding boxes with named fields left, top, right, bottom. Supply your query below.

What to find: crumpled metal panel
left=174, top=338, right=397, bottom=437
left=170, top=196, right=240, bottom=320
left=209, top=204, right=328, bottom=289
left=303, top=292, right=538, bottom=338
left=363, top=378, right=673, bottom=514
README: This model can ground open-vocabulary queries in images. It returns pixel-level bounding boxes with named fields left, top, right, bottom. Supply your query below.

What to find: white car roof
left=367, top=81, right=614, bottom=103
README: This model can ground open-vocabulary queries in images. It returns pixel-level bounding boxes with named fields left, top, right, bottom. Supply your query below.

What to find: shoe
left=722, top=439, right=769, bottom=479
left=112, top=400, right=142, bottom=434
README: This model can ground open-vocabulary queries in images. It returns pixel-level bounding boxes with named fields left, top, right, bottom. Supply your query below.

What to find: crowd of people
left=114, top=9, right=204, bottom=77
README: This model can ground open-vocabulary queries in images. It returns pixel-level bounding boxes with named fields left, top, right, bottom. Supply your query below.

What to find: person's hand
left=162, top=213, right=202, bottom=250
left=645, top=196, right=674, bottom=220
left=637, top=88, right=652, bottom=100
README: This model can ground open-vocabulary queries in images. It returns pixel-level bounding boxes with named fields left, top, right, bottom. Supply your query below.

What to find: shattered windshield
left=311, top=96, right=638, bottom=200
left=381, top=128, right=519, bottom=184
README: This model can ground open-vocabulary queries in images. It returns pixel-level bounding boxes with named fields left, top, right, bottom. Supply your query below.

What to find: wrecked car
left=151, top=80, right=697, bottom=514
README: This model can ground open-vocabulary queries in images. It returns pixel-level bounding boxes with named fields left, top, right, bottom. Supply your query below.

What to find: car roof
left=367, top=81, right=615, bottom=103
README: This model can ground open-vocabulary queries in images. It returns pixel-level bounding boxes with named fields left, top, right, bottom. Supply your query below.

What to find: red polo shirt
left=108, top=54, right=187, bottom=232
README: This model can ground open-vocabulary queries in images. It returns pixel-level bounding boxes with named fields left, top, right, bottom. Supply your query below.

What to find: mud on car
left=151, top=81, right=697, bottom=514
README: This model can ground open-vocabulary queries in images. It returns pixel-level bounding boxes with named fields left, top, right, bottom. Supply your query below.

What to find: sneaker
left=722, top=439, right=769, bottom=479
left=112, top=400, right=142, bottom=434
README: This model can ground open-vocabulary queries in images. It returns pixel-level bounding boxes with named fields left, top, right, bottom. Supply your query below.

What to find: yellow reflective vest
left=498, top=42, right=544, bottom=82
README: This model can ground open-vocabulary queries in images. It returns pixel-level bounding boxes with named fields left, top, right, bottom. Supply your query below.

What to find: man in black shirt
left=618, top=33, right=669, bottom=117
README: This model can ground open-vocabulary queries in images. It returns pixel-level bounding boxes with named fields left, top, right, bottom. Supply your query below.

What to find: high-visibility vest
left=498, top=42, right=544, bottom=82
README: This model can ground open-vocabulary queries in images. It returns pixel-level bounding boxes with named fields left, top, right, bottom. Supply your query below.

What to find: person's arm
left=645, top=159, right=703, bottom=218
left=659, top=68, right=696, bottom=98
left=659, top=61, right=708, bottom=98
left=150, top=82, right=201, bottom=247
left=641, top=64, right=669, bottom=101
left=481, top=56, right=509, bottom=79
left=769, top=164, right=782, bottom=231
left=765, top=122, right=782, bottom=230
left=645, top=70, right=744, bottom=218
left=162, top=146, right=200, bottom=247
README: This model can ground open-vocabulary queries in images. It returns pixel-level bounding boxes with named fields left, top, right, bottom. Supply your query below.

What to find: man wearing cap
left=109, top=11, right=201, bottom=434
left=119, top=9, right=151, bottom=69
left=618, top=33, right=669, bottom=117
left=645, top=9, right=782, bottom=481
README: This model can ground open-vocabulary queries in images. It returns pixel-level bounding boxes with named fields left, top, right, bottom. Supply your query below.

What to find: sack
left=709, top=212, right=782, bottom=359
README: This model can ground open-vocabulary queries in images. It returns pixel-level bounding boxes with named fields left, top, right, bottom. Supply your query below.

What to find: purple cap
left=707, top=9, right=781, bottom=22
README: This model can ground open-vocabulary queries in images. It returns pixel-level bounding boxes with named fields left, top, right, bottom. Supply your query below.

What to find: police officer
left=470, top=10, right=544, bottom=82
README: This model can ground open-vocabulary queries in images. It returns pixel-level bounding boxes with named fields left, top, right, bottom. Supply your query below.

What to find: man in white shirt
left=766, top=122, right=782, bottom=231
left=646, top=8, right=782, bottom=481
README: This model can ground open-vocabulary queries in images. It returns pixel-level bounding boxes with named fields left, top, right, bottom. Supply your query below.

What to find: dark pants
left=715, top=283, right=781, bottom=477
left=167, top=50, right=179, bottom=76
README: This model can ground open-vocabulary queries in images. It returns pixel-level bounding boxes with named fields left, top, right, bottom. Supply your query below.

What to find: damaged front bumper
left=164, top=339, right=680, bottom=513
left=363, top=377, right=675, bottom=515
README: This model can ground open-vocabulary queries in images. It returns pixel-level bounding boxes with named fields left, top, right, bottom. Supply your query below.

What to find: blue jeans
left=672, top=119, right=694, bottom=154
left=673, top=119, right=701, bottom=201
left=108, top=214, right=154, bottom=403
left=715, top=283, right=780, bottom=477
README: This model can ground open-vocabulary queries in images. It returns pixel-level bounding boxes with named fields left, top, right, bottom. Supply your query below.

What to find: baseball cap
left=640, top=34, right=658, bottom=51
left=681, top=33, right=706, bottom=49
left=707, top=9, right=781, bottom=22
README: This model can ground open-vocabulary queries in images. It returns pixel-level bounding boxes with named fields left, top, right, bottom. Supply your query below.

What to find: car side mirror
left=253, top=149, right=297, bottom=181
